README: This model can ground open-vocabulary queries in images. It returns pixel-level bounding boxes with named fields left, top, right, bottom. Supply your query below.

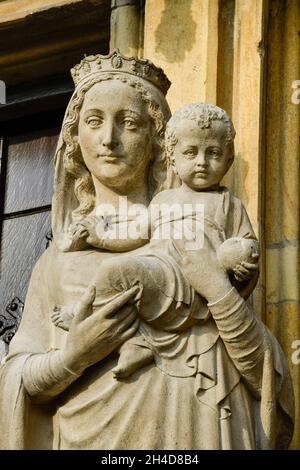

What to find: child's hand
left=233, top=253, right=259, bottom=282
left=79, top=216, right=106, bottom=246
left=69, top=222, right=89, bottom=241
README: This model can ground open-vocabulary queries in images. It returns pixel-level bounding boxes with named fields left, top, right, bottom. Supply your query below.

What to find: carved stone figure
left=0, top=52, right=294, bottom=450
left=50, top=103, right=260, bottom=381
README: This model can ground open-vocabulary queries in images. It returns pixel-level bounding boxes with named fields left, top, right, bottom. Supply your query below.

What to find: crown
left=71, top=50, right=171, bottom=96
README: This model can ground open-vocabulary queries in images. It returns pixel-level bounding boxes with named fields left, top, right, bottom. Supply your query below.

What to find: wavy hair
left=60, top=73, right=168, bottom=221
left=165, top=102, right=236, bottom=164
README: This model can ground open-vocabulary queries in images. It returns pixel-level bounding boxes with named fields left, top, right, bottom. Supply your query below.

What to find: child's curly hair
left=165, top=103, right=236, bottom=164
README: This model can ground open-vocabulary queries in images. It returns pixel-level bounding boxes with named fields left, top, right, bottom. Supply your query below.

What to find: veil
left=51, top=68, right=172, bottom=252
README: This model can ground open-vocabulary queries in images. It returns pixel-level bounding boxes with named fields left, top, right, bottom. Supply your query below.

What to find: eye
left=208, top=148, right=222, bottom=158
left=86, top=117, right=102, bottom=128
left=183, top=148, right=196, bottom=158
left=123, top=118, right=138, bottom=130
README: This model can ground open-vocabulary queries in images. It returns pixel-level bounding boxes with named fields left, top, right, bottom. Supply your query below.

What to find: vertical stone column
left=218, top=0, right=265, bottom=237
left=264, top=0, right=300, bottom=449
left=110, top=0, right=144, bottom=57
left=217, top=0, right=267, bottom=316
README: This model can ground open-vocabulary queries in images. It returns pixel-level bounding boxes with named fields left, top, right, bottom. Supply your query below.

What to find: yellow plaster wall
left=144, top=0, right=300, bottom=449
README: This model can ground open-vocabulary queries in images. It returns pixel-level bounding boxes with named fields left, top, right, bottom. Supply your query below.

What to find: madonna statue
left=0, top=51, right=294, bottom=450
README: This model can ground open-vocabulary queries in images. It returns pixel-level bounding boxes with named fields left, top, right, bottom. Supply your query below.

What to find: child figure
left=51, top=103, right=259, bottom=379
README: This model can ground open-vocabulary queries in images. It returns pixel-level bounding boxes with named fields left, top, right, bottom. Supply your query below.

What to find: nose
left=101, top=119, right=117, bottom=149
left=195, top=151, right=207, bottom=167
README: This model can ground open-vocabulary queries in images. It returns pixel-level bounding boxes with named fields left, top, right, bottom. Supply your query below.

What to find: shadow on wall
left=217, top=0, right=235, bottom=117
left=154, top=0, right=196, bottom=63
left=223, top=153, right=249, bottom=208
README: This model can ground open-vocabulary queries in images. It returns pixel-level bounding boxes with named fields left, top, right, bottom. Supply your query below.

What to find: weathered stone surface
left=0, top=52, right=294, bottom=450
left=264, top=0, right=300, bottom=449
left=144, top=0, right=219, bottom=110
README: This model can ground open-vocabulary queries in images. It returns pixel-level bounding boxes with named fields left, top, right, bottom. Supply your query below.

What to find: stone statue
left=50, top=103, right=260, bottom=381
left=0, top=51, right=294, bottom=450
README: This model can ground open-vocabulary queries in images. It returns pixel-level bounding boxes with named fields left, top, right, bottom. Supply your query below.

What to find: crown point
left=111, top=55, right=123, bottom=69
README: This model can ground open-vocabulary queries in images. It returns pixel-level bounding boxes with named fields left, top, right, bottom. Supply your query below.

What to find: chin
left=96, top=162, right=129, bottom=180
left=189, top=179, right=214, bottom=191
left=193, top=186, right=211, bottom=191
left=97, top=167, right=135, bottom=192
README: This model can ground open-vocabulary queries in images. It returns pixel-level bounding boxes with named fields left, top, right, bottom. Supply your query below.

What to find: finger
left=85, top=306, right=137, bottom=333
left=235, top=268, right=252, bottom=280
left=51, top=313, right=60, bottom=320
left=73, top=227, right=88, bottom=238
left=69, top=225, right=79, bottom=235
left=56, top=321, right=69, bottom=332
left=114, top=305, right=138, bottom=321
left=77, top=229, right=89, bottom=238
left=114, top=311, right=138, bottom=334
left=80, top=220, right=94, bottom=230
left=81, top=230, right=89, bottom=237
left=75, top=285, right=96, bottom=322
left=236, top=265, right=252, bottom=275
left=53, top=318, right=64, bottom=327
left=74, top=221, right=88, bottom=229
left=241, top=261, right=258, bottom=270
left=234, top=273, right=245, bottom=282
left=102, top=288, right=140, bottom=318
left=118, top=318, right=140, bottom=342
left=76, top=224, right=87, bottom=231
left=94, top=286, right=140, bottom=319
left=233, top=265, right=243, bottom=273
left=51, top=309, right=62, bottom=317
left=233, top=266, right=243, bottom=275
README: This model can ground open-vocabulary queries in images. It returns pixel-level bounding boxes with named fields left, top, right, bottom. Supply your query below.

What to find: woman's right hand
left=62, top=285, right=139, bottom=373
left=171, top=232, right=233, bottom=304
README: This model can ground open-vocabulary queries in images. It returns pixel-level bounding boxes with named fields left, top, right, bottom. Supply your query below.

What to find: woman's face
left=78, top=80, right=152, bottom=192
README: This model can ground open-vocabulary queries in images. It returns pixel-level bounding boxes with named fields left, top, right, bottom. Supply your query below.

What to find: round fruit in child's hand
left=217, top=237, right=259, bottom=271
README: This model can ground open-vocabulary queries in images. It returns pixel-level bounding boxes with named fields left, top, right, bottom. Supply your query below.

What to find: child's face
left=171, top=119, right=233, bottom=191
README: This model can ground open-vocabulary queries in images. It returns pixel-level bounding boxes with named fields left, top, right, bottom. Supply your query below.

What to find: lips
left=194, top=171, right=208, bottom=177
left=98, top=154, right=120, bottom=162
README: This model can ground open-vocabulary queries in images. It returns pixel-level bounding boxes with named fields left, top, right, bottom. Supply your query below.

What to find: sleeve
left=0, top=253, right=50, bottom=448
left=208, top=287, right=294, bottom=449
left=22, top=349, right=82, bottom=403
left=208, top=287, right=264, bottom=395
left=226, top=195, right=257, bottom=240
left=0, top=250, right=80, bottom=448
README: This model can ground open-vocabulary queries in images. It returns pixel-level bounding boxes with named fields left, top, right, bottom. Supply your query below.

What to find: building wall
left=143, top=0, right=300, bottom=449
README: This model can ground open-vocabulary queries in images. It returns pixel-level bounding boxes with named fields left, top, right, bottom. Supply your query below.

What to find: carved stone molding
left=0, top=297, right=24, bottom=345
